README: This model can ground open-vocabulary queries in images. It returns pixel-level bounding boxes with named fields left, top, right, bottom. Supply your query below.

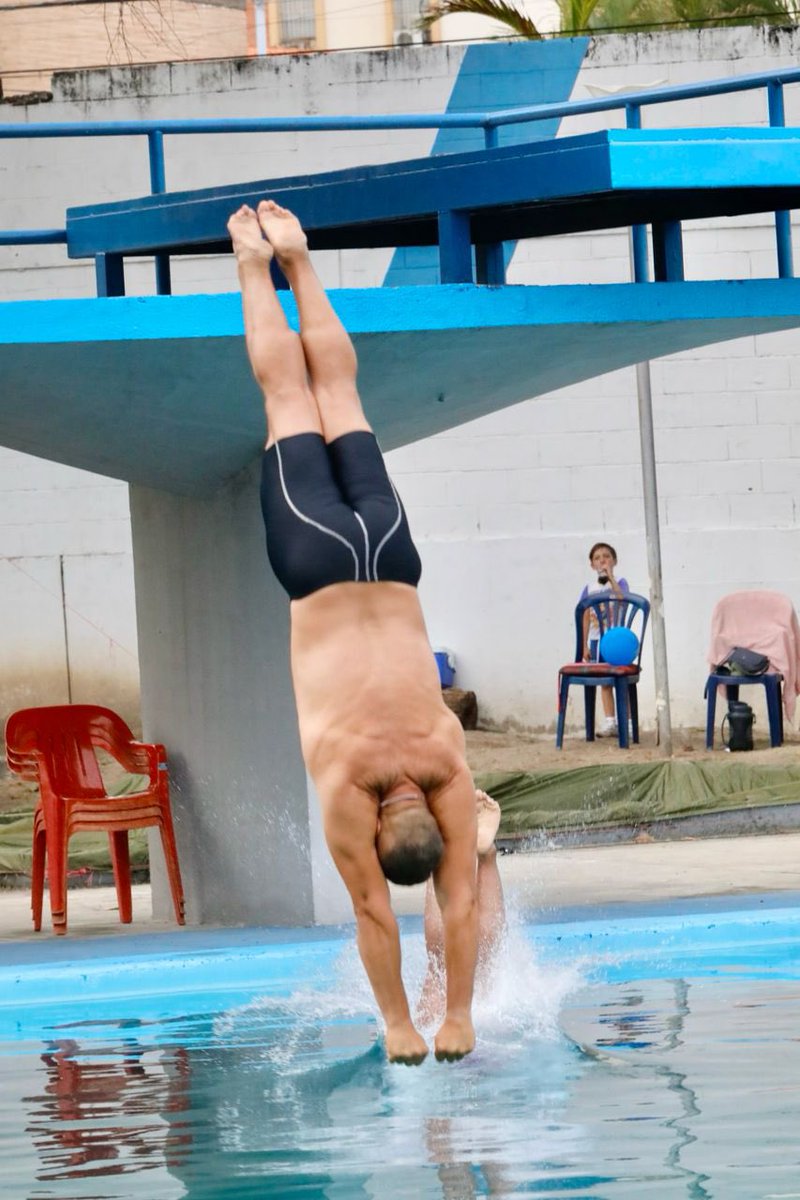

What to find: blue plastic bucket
left=433, top=649, right=456, bottom=688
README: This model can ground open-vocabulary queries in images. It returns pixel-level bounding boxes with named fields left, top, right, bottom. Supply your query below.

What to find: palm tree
left=418, top=0, right=542, bottom=38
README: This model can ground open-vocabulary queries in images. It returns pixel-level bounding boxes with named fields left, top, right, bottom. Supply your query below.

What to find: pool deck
left=1, top=831, right=799, bottom=944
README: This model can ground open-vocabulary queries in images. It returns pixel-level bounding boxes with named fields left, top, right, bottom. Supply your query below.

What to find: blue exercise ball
left=600, top=626, right=639, bottom=666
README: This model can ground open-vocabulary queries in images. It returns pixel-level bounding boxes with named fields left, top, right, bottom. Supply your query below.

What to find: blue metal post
left=148, top=130, right=172, bottom=295
left=768, top=80, right=794, bottom=279
left=477, top=123, right=504, bottom=284
left=626, top=104, right=649, bottom=283
left=624, top=107, right=671, bottom=753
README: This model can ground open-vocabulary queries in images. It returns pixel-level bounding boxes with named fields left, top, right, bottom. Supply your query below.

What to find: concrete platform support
left=129, top=461, right=349, bottom=927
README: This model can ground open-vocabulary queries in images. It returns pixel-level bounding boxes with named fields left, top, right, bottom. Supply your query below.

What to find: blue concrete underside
left=66, top=129, right=800, bottom=259
left=2, top=280, right=800, bottom=495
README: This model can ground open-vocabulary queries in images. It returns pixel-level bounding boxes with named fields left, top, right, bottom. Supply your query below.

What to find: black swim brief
left=260, top=430, right=422, bottom=600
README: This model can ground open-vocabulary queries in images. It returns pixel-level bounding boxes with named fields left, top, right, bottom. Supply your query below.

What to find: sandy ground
left=464, top=725, right=800, bottom=775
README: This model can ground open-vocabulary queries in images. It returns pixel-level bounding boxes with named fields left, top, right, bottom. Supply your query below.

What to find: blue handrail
left=1, top=64, right=799, bottom=275
left=0, top=229, right=67, bottom=245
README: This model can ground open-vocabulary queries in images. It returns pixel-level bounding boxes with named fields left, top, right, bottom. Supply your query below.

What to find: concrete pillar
left=129, top=460, right=351, bottom=927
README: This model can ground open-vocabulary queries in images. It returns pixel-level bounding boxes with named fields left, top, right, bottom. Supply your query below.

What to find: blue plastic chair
left=556, top=592, right=650, bottom=750
left=704, top=671, right=784, bottom=749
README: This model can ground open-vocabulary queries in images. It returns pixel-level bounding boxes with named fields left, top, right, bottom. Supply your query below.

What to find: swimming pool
left=1, top=895, right=798, bottom=1199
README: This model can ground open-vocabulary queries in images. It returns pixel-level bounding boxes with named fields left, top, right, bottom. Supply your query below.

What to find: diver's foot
left=434, top=1013, right=475, bottom=1063
left=385, top=1021, right=429, bottom=1066
left=227, top=205, right=273, bottom=266
left=257, top=199, right=309, bottom=268
left=476, top=789, right=501, bottom=857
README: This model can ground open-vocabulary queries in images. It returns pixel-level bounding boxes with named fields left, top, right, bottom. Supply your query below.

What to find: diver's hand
left=434, top=1013, right=475, bottom=1062
left=386, top=1021, right=429, bottom=1066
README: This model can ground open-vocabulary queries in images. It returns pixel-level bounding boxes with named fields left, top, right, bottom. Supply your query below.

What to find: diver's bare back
left=289, top=580, right=465, bottom=790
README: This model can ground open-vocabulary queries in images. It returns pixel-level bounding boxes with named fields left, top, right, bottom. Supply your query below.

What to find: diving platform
left=66, top=128, right=800, bottom=292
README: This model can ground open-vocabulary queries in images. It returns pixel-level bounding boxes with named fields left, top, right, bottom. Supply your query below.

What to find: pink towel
left=707, top=590, right=800, bottom=721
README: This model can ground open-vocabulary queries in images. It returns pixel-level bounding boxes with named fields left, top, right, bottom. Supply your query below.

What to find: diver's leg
left=255, top=200, right=370, bottom=442
left=228, top=204, right=321, bottom=447
left=418, top=792, right=505, bottom=1022
left=473, top=790, right=506, bottom=979
left=417, top=875, right=446, bottom=1026
left=474, top=846, right=506, bottom=986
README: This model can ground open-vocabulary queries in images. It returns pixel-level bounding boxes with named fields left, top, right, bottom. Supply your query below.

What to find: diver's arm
left=323, top=798, right=428, bottom=1065
left=429, top=769, right=479, bottom=1061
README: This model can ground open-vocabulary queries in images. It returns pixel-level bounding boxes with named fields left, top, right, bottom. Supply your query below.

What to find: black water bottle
left=722, top=700, right=755, bottom=751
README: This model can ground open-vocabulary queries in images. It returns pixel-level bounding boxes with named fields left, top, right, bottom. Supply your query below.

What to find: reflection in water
left=10, top=930, right=800, bottom=1199
left=17, top=924, right=584, bottom=1199
left=598, top=987, right=659, bottom=1049
left=425, top=1116, right=514, bottom=1199
left=594, top=980, right=714, bottom=1198
left=659, top=980, right=713, bottom=1200
left=26, top=1023, right=191, bottom=1188
left=565, top=976, right=800, bottom=1199
left=157, top=928, right=587, bottom=1198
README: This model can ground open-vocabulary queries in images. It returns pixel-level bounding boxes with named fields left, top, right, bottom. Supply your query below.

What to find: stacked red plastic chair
left=5, top=704, right=185, bottom=935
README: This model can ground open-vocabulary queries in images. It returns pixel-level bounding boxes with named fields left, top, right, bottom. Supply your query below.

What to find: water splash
left=215, top=902, right=583, bottom=1077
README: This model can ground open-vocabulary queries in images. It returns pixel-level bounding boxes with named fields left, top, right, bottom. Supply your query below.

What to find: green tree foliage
left=419, top=0, right=799, bottom=38
left=574, top=0, right=799, bottom=34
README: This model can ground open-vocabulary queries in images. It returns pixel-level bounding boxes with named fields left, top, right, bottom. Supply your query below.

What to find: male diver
left=229, top=201, right=501, bottom=1064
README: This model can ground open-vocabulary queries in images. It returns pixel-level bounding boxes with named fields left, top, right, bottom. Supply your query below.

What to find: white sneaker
left=596, top=718, right=618, bottom=738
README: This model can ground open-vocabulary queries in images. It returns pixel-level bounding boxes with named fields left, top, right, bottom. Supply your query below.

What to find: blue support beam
left=475, top=243, right=506, bottom=286
left=652, top=221, right=685, bottom=283
left=437, top=211, right=473, bottom=284
left=95, top=252, right=125, bottom=297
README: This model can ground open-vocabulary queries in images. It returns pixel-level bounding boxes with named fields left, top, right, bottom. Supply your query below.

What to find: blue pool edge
left=2, top=892, right=799, bottom=1007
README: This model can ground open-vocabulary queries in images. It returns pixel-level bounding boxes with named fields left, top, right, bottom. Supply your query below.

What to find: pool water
left=1, top=900, right=798, bottom=1199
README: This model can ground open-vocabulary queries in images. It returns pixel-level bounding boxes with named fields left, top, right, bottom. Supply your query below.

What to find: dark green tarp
left=0, top=774, right=150, bottom=874
left=475, top=760, right=800, bottom=836
left=0, top=810, right=150, bottom=874
left=2, top=763, right=800, bottom=872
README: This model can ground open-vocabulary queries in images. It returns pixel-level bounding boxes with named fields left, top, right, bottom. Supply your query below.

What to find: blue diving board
left=3, top=280, right=800, bottom=496
left=66, top=128, right=800, bottom=294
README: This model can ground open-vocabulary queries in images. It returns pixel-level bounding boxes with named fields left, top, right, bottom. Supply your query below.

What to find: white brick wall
left=1, top=29, right=800, bottom=731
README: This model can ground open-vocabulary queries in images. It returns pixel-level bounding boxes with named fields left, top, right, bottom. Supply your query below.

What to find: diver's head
left=376, top=791, right=444, bottom=886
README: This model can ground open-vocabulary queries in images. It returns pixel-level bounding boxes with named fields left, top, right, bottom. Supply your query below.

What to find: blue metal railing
left=2, top=64, right=800, bottom=280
